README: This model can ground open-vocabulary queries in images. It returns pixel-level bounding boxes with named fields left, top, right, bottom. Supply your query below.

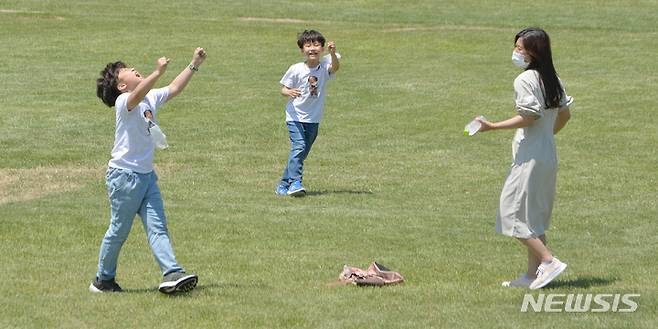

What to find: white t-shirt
left=280, top=62, right=334, bottom=123
left=108, top=87, right=169, bottom=173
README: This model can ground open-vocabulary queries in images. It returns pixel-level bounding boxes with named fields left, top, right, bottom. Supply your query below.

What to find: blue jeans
left=280, top=121, right=319, bottom=186
left=96, top=167, right=183, bottom=280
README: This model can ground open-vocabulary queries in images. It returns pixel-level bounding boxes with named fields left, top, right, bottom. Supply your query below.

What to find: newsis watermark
left=521, top=293, right=640, bottom=313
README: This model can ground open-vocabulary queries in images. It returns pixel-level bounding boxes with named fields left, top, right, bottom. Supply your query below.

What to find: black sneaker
left=89, top=277, right=123, bottom=293
left=158, top=271, right=198, bottom=294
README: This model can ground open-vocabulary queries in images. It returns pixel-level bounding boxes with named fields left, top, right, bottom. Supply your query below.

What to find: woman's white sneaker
left=529, top=258, right=567, bottom=290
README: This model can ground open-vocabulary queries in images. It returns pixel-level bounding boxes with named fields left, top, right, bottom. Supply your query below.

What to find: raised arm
left=167, top=47, right=207, bottom=101
left=327, top=41, right=340, bottom=74
left=127, top=57, right=169, bottom=110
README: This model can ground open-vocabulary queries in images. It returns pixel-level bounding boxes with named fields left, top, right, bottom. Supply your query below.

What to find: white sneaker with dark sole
left=529, top=258, right=567, bottom=290
left=158, top=272, right=198, bottom=294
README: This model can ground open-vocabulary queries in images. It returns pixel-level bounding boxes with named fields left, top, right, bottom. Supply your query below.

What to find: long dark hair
left=515, top=28, right=564, bottom=108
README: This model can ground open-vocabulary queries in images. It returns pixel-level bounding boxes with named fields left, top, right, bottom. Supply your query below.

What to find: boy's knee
left=291, top=143, right=307, bottom=153
left=148, top=221, right=168, bottom=235
left=104, top=227, right=131, bottom=242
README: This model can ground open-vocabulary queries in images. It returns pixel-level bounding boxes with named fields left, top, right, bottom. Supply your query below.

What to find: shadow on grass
left=123, top=281, right=243, bottom=296
left=545, top=276, right=617, bottom=289
left=121, top=280, right=275, bottom=296
left=306, top=190, right=374, bottom=196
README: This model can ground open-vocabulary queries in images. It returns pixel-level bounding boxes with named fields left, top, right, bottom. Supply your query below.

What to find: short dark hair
left=297, top=30, right=325, bottom=48
left=96, top=61, right=127, bottom=107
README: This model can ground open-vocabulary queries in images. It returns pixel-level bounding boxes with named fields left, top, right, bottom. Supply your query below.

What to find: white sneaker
left=502, top=273, right=534, bottom=288
left=529, top=257, right=567, bottom=290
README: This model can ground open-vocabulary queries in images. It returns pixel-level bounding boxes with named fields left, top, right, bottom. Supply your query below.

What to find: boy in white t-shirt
left=276, top=30, right=340, bottom=196
left=92, top=48, right=206, bottom=294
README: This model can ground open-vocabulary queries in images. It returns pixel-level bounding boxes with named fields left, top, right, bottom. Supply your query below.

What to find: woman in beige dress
left=477, top=28, right=573, bottom=289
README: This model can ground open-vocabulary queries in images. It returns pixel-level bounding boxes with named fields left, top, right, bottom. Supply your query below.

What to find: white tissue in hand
left=150, top=124, right=169, bottom=150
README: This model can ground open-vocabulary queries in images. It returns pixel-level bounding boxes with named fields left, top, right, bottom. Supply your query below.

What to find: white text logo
left=521, top=294, right=640, bottom=313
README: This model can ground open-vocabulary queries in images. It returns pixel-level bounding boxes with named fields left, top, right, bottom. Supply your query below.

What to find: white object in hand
left=464, top=116, right=486, bottom=136
left=150, top=123, right=169, bottom=149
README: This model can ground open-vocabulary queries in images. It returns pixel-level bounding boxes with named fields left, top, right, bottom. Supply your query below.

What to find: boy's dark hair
left=515, top=28, right=564, bottom=109
left=297, top=30, right=325, bottom=48
left=96, top=61, right=127, bottom=107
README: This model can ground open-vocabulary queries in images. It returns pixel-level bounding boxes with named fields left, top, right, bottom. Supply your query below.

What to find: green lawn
left=1, top=1, right=656, bottom=328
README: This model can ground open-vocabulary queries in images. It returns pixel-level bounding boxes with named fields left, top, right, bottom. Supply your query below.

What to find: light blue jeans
left=280, top=121, right=319, bottom=186
left=96, top=167, right=183, bottom=280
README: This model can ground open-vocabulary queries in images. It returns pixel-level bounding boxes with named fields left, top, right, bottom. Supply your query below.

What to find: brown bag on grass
left=339, top=262, right=404, bottom=286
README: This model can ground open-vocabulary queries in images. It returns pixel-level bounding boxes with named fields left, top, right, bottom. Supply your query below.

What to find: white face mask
left=512, top=51, right=529, bottom=68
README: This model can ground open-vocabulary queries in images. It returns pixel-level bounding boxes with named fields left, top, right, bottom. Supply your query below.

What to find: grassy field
left=1, top=0, right=657, bottom=328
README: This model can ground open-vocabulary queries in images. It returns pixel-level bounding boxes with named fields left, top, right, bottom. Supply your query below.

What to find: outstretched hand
left=327, top=41, right=336, bottom=54
left=476, top=117, right=495, bottom=132
left=192, top=47, right=207, bottom=67
left=156, top=57, right=170, bottom=74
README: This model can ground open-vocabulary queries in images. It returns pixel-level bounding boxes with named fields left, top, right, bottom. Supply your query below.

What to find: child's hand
left=283, top=87, right=302, bottom=98
left=156, top=57, right=170, bottom=74
left=192, top=47, right=207, bottom=67
left=327, top=41, right=337, bottom=54
left=476, top=117, right=495, bottom=132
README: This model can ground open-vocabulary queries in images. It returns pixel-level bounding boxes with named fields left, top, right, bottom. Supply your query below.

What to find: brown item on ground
left=339, top=262, right=404, bottom=286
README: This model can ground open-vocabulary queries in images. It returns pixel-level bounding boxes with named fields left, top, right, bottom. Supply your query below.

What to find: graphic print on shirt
left=144, top=110, right=155, bottom=135
left=308, top=76, right=319, bottom=97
